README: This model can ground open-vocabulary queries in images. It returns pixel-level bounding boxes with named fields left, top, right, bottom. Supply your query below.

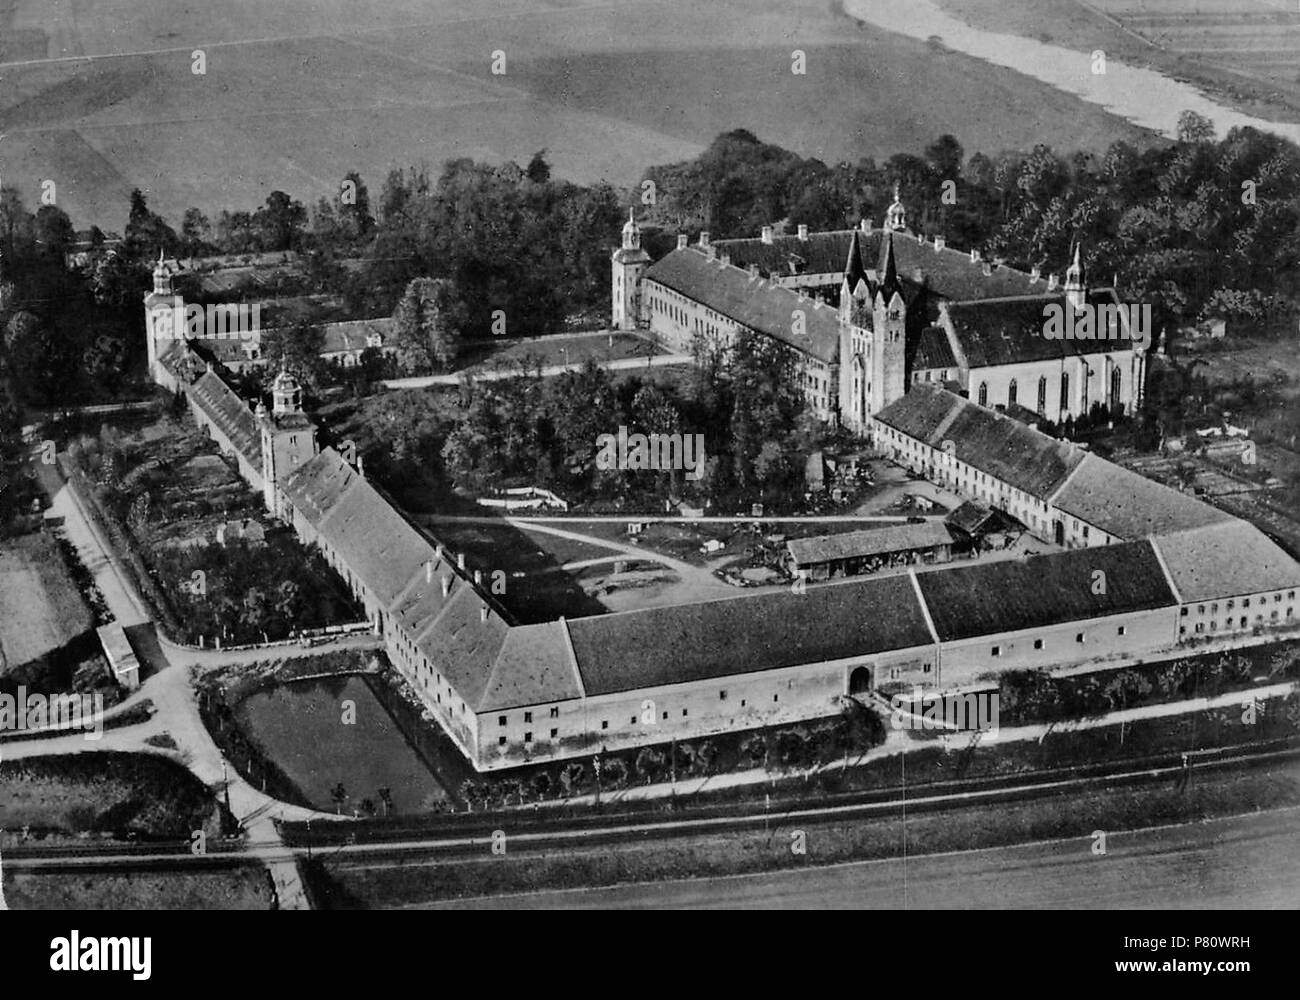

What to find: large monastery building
left=613, top=191, right=1147, bottom=433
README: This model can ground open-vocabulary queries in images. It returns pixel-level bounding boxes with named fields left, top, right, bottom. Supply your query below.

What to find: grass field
left=0, top=0, right=1155, bottom=228
left=0, top=533, right=95, bottom=671
left=934, top=0, right=1300, bottom=124
left=4, top=866, right=274, bottom=910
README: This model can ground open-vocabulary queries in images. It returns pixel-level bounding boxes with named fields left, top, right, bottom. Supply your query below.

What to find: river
left=841, top=0, right=1300, bottom=144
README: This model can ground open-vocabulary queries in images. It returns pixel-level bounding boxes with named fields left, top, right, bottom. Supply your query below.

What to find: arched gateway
left=848, top=666, right=873, bottom=695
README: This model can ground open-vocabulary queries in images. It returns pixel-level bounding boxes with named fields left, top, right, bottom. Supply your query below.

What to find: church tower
left=838, top=228, right=873, bottom=433
left=870, top=230, right=908, bottom=415
left=611, top=208, right=651, bottom=330
left=1064, top=242, right=1086, bottom=312
left=259, top=369, right=319, bottom=519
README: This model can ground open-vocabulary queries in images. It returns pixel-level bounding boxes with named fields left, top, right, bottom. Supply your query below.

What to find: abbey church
left=612, top=191, right=1149, bottom=431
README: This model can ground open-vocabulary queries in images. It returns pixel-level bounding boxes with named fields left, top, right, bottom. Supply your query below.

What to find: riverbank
left=841, top=0, right=1300, bottom=141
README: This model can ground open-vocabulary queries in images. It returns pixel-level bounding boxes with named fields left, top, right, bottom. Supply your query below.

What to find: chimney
left=748, top=263, right=759, bottom=279
left=357, top=455, right=364, bottom=477
left=698, top=231, right=710, bottom=247
left=441, top=575, right=451, bottom=597
left=435, top=543, right=444, bottom=562
left=860, top=219, right=872, bottom=234
left=720, top=252, right=731, bottom=266
left=760, top=225, right=774, bottom=244
left=982, top=262, right=992, bottom=276
left=1047, top=273, right=1059, bottom=290
left=798, top=224, right=809, bottom=241
left=916, top=231, right=925, bottom=244
left=934, top=236, right=945, bottom=252
left=705, top=245, right=717, bottom=261
left=425, top=560, right=433, bottom=583
left=479, top=605, right=489, bottom=623
left=473, top=569, right=483, bottom=586
left=1030, top=265, right=1041, bottom=283
left=970, top=249, right=981, bottom=263
left=676, top=234, right=688, bottom=251
left=457, top=552, right=466, bottom=570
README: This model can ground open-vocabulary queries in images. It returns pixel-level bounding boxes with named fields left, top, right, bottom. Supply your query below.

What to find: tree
left=255, top=190, right=307, bottom=251
left=525, top=150, right=552, bottom=184
left=392, top=277, right=465, bottom=372
left=634, top=746, right=666, bottom=784
left=1177, top=110, right=1216, bottom=145
left=180, top=208, right=212, bottom=258
left=260, top=320, right=326, bottom=390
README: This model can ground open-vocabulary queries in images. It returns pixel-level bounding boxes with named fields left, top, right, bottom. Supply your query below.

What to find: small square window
left=719, top=690, right=727, bottom=701
left=662, top=711, right=668, bottom=720
left=601, top=720, right=609, bottom=730
left=1033, top=639, right=1044, bottom=650
left=524, top=711, right=533, bottom=724
left=681, top=709, right=688, bottom=717
left=740, top=699, right=746, bottom=707
left=1117, top=625, right=1126, bottom=636
left=1180, top=607, right=1188, bottom=617
left=498, top=736, right=506, bottom=746
left=524, top=732, right=532, bottom=743
left=1076, top=633, right=1085, bottom=643
left=550, top=728, right=558, bottom=739
left=498, top=715, right=507, bottom=727
left=630, top=716, right=637, bottom=725
left=550, top=706, right=559, bottom=719
left=991, top=646, right=1001, bottom=657
left=773, top=694, right=779, bottom=702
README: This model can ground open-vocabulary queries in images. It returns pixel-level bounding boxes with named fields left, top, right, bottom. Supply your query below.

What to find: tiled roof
left=787, top=521, right=953, bottom=566
left=643, top=248, right=840, bottom=363
left=565, top=573, right=934, bottom=696
left=478, top=621, right=582, bottom=712
left=914, top=541, right=1176, bottom=642
left=188, top=371, right=262, bottom=466
left=911, top=326, right=957, bottom=372
left=711, top=231, right=857, bottom=278
left=946, top=499, right=1017, bottom=536
left=1051, top=454, right=1234, bottom=540
left=874, top=385, right=1085, bottom=498
left=716, top=226, right=1056, bottom=302
left=943, top=289, right=1131, bottom=368
left=283, top=448, right=432, bottom=608
left=1151, top=521, right=1300, bottom=603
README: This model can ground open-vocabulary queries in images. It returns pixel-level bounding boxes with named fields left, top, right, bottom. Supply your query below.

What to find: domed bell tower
left=611, top=208, right=651, bottom=331
left=259, top=368, right=319, bottom=519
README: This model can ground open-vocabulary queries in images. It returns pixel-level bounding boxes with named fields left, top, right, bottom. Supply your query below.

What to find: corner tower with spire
left=611, top=208, right=652, bottom=331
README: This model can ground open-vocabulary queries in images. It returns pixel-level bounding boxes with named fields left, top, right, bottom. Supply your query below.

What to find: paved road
left=423, top=806, right=1300, bottom=909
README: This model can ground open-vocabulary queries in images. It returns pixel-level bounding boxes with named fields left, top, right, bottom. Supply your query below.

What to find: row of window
left=991, top=626, right=1126, bottom=656
left=974, top=368, right=1123, bottom=414
left=1180, top=592, right=1294, bottom=616
left=1182, top=607, right=1293, bottom=635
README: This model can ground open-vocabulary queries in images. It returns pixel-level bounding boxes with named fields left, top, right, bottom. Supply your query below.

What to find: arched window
left=1110, top=367, right=1122, bottom=411
left=1060, top=372, right=1069, bottom=414
left=1037, top=376, right=1047, bottom=415
left=1008, top=379, right=1018, bottom=407
left=977, top=382, right=988, bottom=407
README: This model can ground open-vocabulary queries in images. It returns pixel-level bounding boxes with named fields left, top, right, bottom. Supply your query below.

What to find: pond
left=235, top=674, right=451, bottom=814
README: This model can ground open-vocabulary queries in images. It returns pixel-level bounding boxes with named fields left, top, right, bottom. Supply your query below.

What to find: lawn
left=458, top=332, right=661, bottom=374
left=0, top=533, right=95, bottom=671
left=0, top=752, right=236, bottom=844
left=0, top=0, right=1154, bottom=228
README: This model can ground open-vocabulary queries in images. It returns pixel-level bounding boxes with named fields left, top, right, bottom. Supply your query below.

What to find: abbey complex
left=140, top=198, right=1300, bottom=771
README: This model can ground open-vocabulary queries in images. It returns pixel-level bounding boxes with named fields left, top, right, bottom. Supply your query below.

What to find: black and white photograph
left=0, top=0, right=1293, bottom=952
